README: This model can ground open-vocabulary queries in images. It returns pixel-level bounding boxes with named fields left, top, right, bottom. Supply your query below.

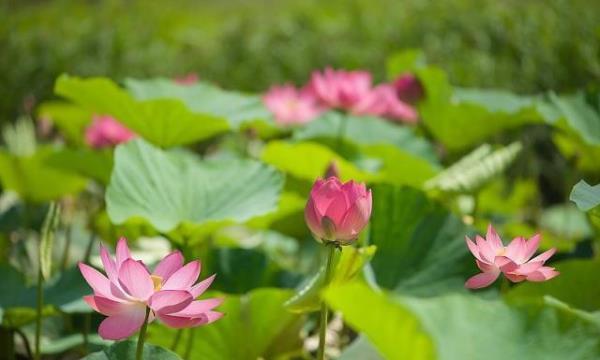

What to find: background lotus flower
left=173, top=73, right=199, bottom=85
left=79, top=237, right=222, bottom=340
left=392, top=73, right=424, bottom=104
left=308, top=68, right=372, bottom=109
left=352, top=84, right=418, bottom=123
left=84, top=115, right=136, bottom=149
left=305, top=177, right=372, bottom=245
left=465, top=224, right=559, bottom=289
left=263, top=84, right=324, bottom=125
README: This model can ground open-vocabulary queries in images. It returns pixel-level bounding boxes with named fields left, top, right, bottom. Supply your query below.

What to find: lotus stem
left=317, top=243, right=336, bottom=360
left=135, top=307, right=151, bottom=360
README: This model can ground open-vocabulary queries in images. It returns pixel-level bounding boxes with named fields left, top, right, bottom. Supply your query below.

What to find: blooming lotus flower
left=352, top=84, right=418, bottom=123
left=465, top=225, right=559, bottom=289
left=263, top=84, right=324, bottom=125
left=305, top=177, right=372, bottom=245
left=392, top=73, right=424, bottom=104
left=84, top=115, right=135, bottom=149
left=79, top=238, right=222, bottom=340
left=308, top=68, right=373, bottom=109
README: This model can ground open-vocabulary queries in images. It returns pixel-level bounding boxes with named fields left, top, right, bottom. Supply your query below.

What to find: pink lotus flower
left=392, top=73, right=424, bottom=104
left=84, top=115, right=135, bottom=149
left=173, top=73, right=199, bottom=86
left=465, top=225, right=559, bottom=289
left=263, top=84, right=324, bottom=125
left=79, top=238, right=222, bottom=340
left=308, top=68, right=373, bottom=109
left=352, top=84, right=418, bottom=123
left=305, top=177, right=372, bottom=245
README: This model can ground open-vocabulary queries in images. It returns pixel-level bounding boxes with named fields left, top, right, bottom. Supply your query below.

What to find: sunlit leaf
left=125, top=78, right=273, bottom=130
left=417, top=67, right=541, bottom=150
left=0, top=146, right=88, bottom=203
left=261, top=141, right=373, bottom=182
left=106, top=139, right=283, bottom=232
left=55, top=75, right=230, bottom=147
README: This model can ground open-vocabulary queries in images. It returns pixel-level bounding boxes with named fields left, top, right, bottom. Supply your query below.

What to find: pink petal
left=475, top=236, right=495, bottom=263
left=323, top=191, right=350, bottom=225
left=190, top=275, right=216, bottom=298
left=149, top=290, right=193, bottom=315
left=311, top=178, right=343, bottom=216
left=84, top=295, right=128, bottom=316
left=98, top=304, right=147, bottom=340
left=495, top=256, right=518, bottom=273
left=79, top=262, right=114, bottom=299
left=100, top=245, right=118, bottom=283
left=162, top=261, right=200, bottom=291
left=529, top=248, right=556, bottom=263
left=505, top=237, right=527, bottom=263
left=486, top=224, right=504, bottom=251
left=305, top=198, right=326, bottom=239
left=158, top=313, right=208, bottom=329
left=173, top=298, right=224, bottom=317
left=336, top=197, right=371, bottom=241
left=523, top=234, right=541, bottom=261
left=466, top=236, right=483, bottom=262
left=153, top=251, right=184, bottom=281
left=116, top=237, right=132, bottom=267
left=513, top=261, right=544, bottom=276
left=118, top=259, right=154, bottom=300
left=476, top=259, right=496, bottom=272
left=505, top=273, right=526, bottom=283
left=465, top=271, right=500, bottom=289
left=526, top=267, right=560, bottom=282
left=205, top=311, right=224, bottom=324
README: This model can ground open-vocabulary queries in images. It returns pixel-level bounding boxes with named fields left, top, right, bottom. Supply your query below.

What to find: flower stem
left=335, top=117, right=348, bottom=154
left=317, top=243, right=336, bottom=360
left=34, top=268, right=43, bottom=360
left=135, top=307, right=151, bottom=360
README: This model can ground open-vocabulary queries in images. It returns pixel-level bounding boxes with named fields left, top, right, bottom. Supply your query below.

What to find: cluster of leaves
left=0, top=49, right=600, bottom=359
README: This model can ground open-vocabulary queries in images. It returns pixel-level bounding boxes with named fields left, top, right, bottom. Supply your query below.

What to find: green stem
left=135, top=307, right=151, bottom=360
left=34, top=268, right=43, bottom=360
left=60, top=224, right=72, bottom=271
left=170, top=329, right=183, bottom=351
left=317, top=244, right=336, bottom=360
left=82, top=312, right=91, bottom=355
left=184, top=328, right=194, bottom=360
left=0, top=327, right=15, bottom=360
left=83, top=233, right=96, bottom=263
left=500, top=276, right=511, bottom=295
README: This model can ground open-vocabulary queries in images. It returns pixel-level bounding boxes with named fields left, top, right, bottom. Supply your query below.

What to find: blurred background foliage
left=2, top=0, right=600, bottom=123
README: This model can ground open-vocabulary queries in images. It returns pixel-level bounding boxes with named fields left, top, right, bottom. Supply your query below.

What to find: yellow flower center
left=151, top=275, right=163, bottom=291
left=496, top=247, right=507, bottom=256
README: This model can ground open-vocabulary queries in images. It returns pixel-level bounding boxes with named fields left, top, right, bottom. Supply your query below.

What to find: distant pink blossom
left=465, top=224, right=559, bottom=289
left=307, top=68, right=373, bottom=109
left=352, top=84, right=418, bottom=123
left=84, top=115, right=135, bottom=149
left=263, top=84, right=324, bottom=125
left=305, top=177, right=372, bottom=245
left=79, top=238, right=222, bottom=340
left=392, top=73, right=424, bottom=104
left=173, top=73, right=199, bottom=86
